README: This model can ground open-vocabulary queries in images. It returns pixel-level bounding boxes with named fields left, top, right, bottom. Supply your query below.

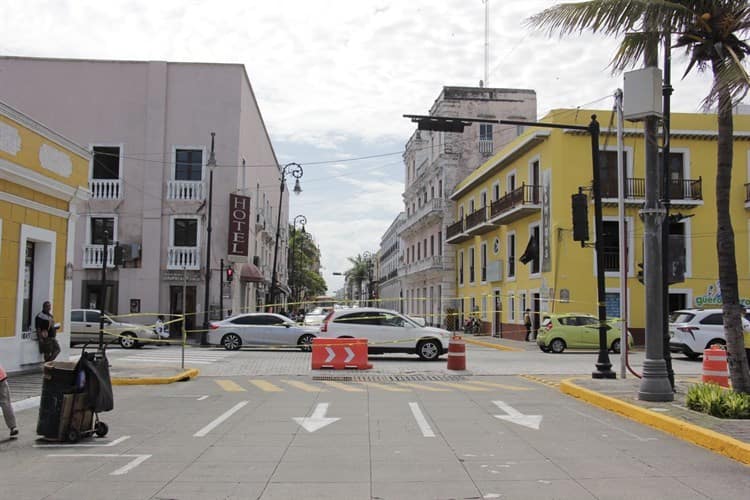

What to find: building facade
left=377, top=212, right=405, bottom=312
left=447, top=108, right=750, bottom=342
left=399, top=86, right=536, bottom=327
left=0, top=100, right=90, bottom=372
left=0, top=57, right=289, bottom=338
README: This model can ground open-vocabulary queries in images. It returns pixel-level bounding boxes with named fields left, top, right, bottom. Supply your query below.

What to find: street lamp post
left=270, top=163, right=303, bottom=312
left=201, top=132, right=216, bottom=345
left=363, top=251, right=374, bottom=307
left=290, top=214, right=307, bottom=307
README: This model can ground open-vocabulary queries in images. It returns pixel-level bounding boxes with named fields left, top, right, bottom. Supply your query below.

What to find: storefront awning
left=240, top=263, right=264, bottom=282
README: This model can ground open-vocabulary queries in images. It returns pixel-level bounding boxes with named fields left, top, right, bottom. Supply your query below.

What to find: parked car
left=317, top=307, right=451, bottom=361
left=207, top=312, right=317, bottom=351
left=668, top=308, right=750, bottom=359
left=536, top=313, right=631, bottom=354
left=70, top=309, right=160, bottom=349
left=303, top=307, right=333, bottom=327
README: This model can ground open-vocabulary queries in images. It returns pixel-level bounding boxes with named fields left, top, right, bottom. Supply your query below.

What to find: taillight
left=545, top=323, right=553, bottom=331
left=209, top=323, right=220, bottom=330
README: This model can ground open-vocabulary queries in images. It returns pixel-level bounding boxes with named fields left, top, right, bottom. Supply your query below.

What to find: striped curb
left=560, top=378, right=750, bottom=465
left=111, top=368, right=200, bottom=386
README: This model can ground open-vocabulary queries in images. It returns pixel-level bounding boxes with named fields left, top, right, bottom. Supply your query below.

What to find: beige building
left=398, top=86, right=536, bottom=327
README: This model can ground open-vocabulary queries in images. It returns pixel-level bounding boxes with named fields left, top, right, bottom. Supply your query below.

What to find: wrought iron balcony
left=745, top=183, right=750, bottom=207
left=83, top=244, right=116, bottom=269
left=464, top=205, right=496, bottom=237
left=488, top=184, right=541, bottom=225
left=167, top=246, right=201, bottom=270
left=445, top=218, right=471, bottom=244
left=89, top=179, right=121, bottom=200
left=601, top=177, right=702, bottom=207
left=167, top=180, right=205, bottom=201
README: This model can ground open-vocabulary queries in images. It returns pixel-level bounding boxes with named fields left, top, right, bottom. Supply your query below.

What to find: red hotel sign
left=228, top=194, right=251, bottom=256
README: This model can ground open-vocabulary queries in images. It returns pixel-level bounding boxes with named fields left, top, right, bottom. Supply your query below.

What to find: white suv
left=668, top=308, right=750, bottom=359
left=318, top=307, right=451, bottom=360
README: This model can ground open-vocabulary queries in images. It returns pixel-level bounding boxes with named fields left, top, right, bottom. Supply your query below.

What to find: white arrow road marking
left=293, top=403, right=340, bottom=433
left=344, top=346, right=355, bottom=363
left=34, top=436, right=131, bottom=448
left=47, top=453, right=151, bottom=475
left=493, top=401, right=543, bottom=430
left=409, top=402, right=435, bottom=437
left=194, top=401, right=248, bottom=437
left=325, top=346, right=336, bottom=363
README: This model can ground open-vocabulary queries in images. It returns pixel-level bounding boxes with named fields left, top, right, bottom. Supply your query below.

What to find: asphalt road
left=1, top=345, right=745, bottom=500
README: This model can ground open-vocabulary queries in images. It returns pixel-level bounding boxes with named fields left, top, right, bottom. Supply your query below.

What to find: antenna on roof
left=483, top=0, right=489, bottom=87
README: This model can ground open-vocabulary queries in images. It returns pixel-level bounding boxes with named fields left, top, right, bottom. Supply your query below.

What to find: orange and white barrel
left=702, top=344, right=729, bottom=388
left=447, top=336, right=466, bottom=371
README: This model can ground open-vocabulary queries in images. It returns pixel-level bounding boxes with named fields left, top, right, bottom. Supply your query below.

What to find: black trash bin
left=36, top=361, right=77, bottom=438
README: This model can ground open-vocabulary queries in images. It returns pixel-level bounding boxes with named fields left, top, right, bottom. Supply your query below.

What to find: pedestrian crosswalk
left=213, top=378, right=535, bottom=394
left=117, top=348, right=234, bottom=366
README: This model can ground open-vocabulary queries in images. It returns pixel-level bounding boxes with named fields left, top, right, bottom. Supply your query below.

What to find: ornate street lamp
left=270, top=163, right=303, bottom=311
left=290, top=214, right=307, bottom=307
left=362, top=251, right=374, bottom=307
left=201, top=132, right=216, bottom=345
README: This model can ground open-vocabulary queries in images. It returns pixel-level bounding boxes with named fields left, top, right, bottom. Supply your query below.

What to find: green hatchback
left=536, top=313, right=631, bottom=353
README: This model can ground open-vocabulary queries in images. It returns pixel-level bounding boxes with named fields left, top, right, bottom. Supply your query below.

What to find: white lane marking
left=344, top=346, right=355, bottom=362
left=492, top=401, right=542, bottom=430
left=197, top=395, right=209, bottom=401
left=568, top=407, right=656, bottom=441
left=194, top=401, right=248, bottom=437
left=12, top=396, right=40, bottom=412
left=293, top=403, right=340, bottom=433
left=324, top=347, right=335, bottom=363
left=409, top=402, right=435, bottom=438
left=34, top=436, right=131, bottom=448
left=47, top=453, right=151, bottom=475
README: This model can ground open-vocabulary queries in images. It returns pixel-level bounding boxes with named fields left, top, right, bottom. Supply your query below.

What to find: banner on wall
left=541, top=169, right=551, bottom=272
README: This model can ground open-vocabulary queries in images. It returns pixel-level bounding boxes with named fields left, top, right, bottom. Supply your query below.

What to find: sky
left=2, top=0, right=721, bottom=294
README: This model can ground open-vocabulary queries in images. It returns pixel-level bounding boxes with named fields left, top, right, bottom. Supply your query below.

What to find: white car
left=207, top=312, right=317, bottom=351
left=317, top=307, right=451, bottom=361
left=303, top=307, right=332, bottom=327
left=669, top=308, right=750, bottom=359
left=70, top=309, right=160, bottom=349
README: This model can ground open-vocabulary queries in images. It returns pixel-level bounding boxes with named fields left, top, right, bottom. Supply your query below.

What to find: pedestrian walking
left=36, top=301, right=60, bottom=362
left=154, top=315, right=169, bottom=339
left=524, top=308, right=533, bottom=342
left=0, top=362, right=18, bottom=438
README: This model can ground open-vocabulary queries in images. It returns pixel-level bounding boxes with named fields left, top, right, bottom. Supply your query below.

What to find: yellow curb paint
left=321, top=381, right=366, bottom=392
left=215, top=380, right=246, bottom=392
left=111, top=368, right=199, bottom=386
left=468, top=381, right=533, bottom=391
left=398, top=382, right=451, bottom=392
left=282, top=380, right=326, bottom=392
left=433, top=381, right=491, bottom=392
left=365, top=382, right=411, bottom=392
left=560, top=378, right=750, bottom=465
left=463, top=338, right=523, bottom=352
left=249, top=380, right=284, bottom=392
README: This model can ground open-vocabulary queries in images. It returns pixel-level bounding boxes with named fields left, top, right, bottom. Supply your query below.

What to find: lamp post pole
left=290, top=215, right=307, bottom=307
left=270, top=163, right=303, bottom=312
left=201, top=132, right=216, bottom=346
left=363, top=251, right=373, bottom=307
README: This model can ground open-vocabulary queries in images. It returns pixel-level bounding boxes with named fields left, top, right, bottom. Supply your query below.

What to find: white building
left=399, top=86, right=536, bottom=328
left=0, top=57, right=289, bottom=337
left=377, top=212, right=405, bottom=312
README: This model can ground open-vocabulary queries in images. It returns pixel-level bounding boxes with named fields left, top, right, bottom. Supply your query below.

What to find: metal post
left=182, top=266, right=187, bottom=369
left=98, top=230, right=109, bottom=352
left=270, top=179, right=285, bottom=312
left=202, top=133, right=216, bottom=346
left=590, top=115, right=616, bottom=379
left=638, top=38, right=674, bottom=401
left=614, top=90, right=628, bottom=379
left=220, top=258, right=224, bottom=321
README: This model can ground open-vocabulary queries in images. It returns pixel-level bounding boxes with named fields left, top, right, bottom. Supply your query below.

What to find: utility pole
left=661, top=33, right=675, bottom=390
left=638, top=36, right=674, bottom=402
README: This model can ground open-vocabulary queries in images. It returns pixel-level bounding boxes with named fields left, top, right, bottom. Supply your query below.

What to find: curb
left=111, top=368, right=200, bottom=386
left=560, top=378, right=750, bottom=465
left=463, top=337, right=523, bottom=352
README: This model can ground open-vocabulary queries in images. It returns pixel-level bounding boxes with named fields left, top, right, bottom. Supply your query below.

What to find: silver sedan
left=207, top=312, right=317, bottom=351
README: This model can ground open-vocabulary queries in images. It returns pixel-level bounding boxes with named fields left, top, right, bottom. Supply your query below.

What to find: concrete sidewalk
left=464, top=333, right=750, bottom=464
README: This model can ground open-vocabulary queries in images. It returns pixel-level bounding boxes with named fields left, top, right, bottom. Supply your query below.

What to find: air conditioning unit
left=121, top=243, right=141, bottom=262
left=486, top=260, right=503, bottom=282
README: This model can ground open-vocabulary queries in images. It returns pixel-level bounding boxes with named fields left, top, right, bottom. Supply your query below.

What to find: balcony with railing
left=445, top=218, right=471, bottom=244
left=464, top=205, right=496, bottom=236
left=406, top=255, right=444, bottom=276
left=89, top=179, right=121, bottom=200
left=83, top=244, right=116, bottom=269
left=167, top=246, right=201, bottom=270
left=602, top=249, right=620, bottom=273
left=601, top=177, right=702, bottom=207
left=167, top=180, right=205, bottom=201
left=400, top=198, right=445, bottom=236
left=488, top=184, right=541, bottom=225
left=479, top=139, right=493, bottom=154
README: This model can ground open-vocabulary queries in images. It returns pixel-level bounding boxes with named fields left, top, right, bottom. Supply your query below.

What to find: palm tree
left=345, top=254, right=371, bottom=305
left=527, top=0, right=750, bottom=393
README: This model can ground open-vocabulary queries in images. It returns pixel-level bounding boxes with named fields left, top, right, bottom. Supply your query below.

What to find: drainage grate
left=312, top=374, right=467, bottom=383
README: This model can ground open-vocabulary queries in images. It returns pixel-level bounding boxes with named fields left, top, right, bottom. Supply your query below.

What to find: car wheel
left=610, top=339, right=621, bottom=354
left=297, top=334, right=315, bottom=352
left=119, top=332, right=137, bottom=349
left=550, top=338, right=566, bottom=354
left=222, top=333, right=242, bottom=351
left=417, top=339, right=441, bottom=361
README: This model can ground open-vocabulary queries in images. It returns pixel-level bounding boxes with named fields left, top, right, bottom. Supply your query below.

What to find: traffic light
left=571, top=193, right=589, bottom=242
left=226, top=266, right=234, bottom=282
left=637, top=262, right=644, bottom=284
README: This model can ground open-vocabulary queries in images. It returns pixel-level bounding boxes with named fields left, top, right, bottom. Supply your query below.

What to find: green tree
left=527, top=0, right=750, bottom=393
left=345, top=254, right=371, bottom=303
left=287, top=225, right=327, bottom=305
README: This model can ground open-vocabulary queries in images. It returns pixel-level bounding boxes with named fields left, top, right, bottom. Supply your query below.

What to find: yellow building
left=0, top=100, right=89, bottom=372
left=446, top=109, right=750, bottom=344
